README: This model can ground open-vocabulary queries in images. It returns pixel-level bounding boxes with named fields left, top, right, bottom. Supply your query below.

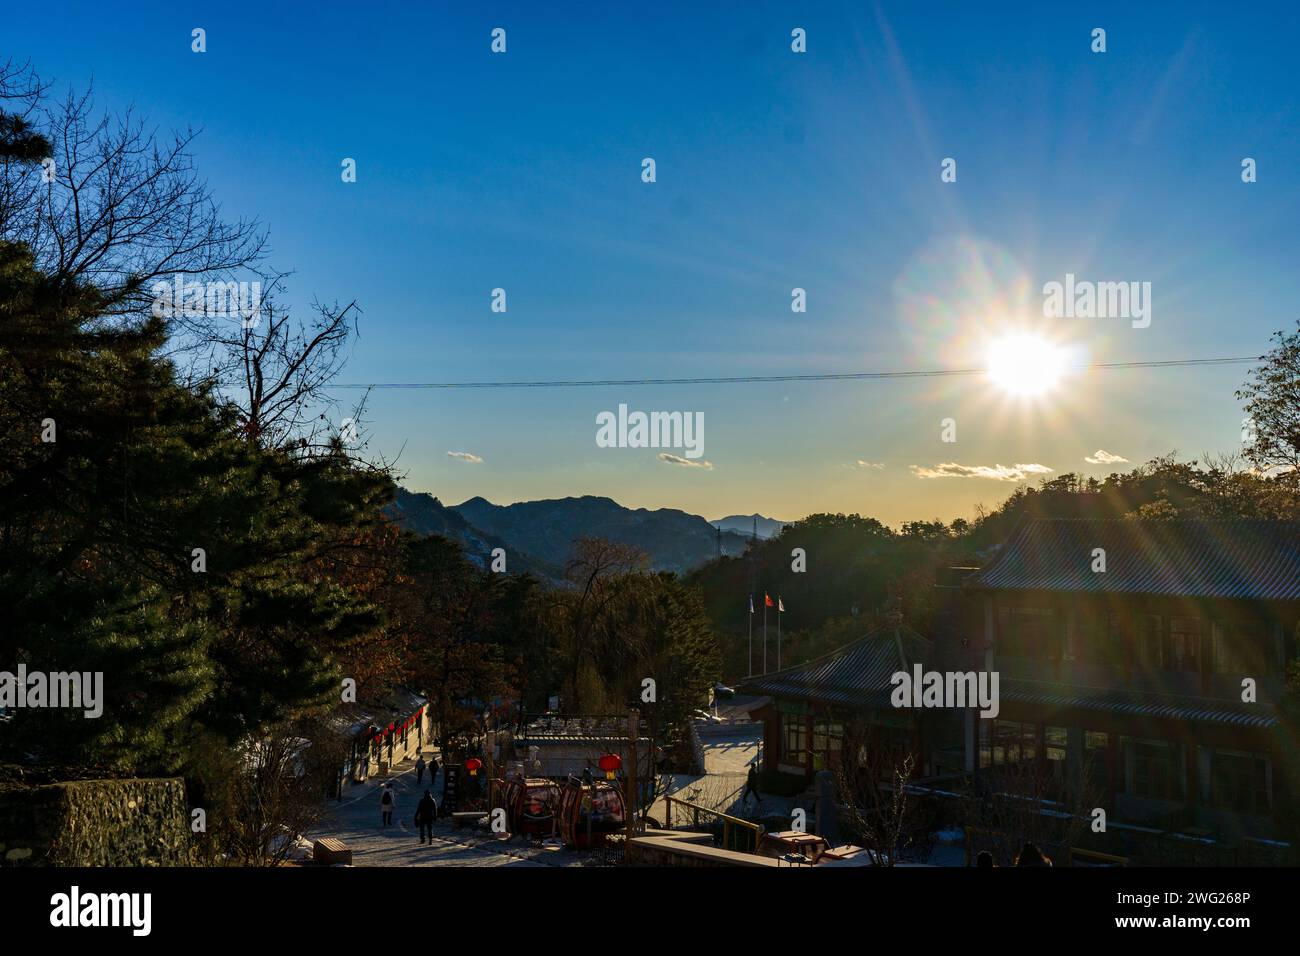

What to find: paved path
left=309, top=750, right=546, bottom=867
left=700, top=730, right=760, bottom=775
left=645, top=721, right=798, bottom=824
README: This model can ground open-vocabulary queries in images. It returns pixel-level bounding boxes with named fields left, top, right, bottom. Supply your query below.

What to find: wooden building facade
left=962, top=518, right=1297, bottom=840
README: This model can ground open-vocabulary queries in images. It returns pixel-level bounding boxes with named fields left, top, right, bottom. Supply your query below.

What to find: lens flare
left=986, top=334, right=1069, bottom=398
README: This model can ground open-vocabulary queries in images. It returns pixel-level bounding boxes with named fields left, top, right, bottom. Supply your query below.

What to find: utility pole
left=626, top=708, right=640, bottom=853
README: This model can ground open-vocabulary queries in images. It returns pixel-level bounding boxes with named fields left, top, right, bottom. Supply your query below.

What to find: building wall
left=960, top=589, right=1293, bottom=839
left=984, top=592, right=1291, bottom=703
left=352, top=708, right=430, bottom=781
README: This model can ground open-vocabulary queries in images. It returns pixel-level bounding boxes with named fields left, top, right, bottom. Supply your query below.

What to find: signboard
left=440, top=765, right=460, bottom=816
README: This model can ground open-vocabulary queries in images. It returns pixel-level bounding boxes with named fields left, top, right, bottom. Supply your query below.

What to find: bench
left=313, top=838, right=353, bottom=866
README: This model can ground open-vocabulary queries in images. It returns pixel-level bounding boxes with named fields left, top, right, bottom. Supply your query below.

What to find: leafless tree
left=836, top=734, right=924, bottom=866
left=190, top=268, right=370, bottom=453
left=556, top=538, right=651, bottom=712
left=0, top=67, right=265, bottom=325
left=195, top=719, right=349, bottom=866
left=959, top=755, right=1099, bottom=866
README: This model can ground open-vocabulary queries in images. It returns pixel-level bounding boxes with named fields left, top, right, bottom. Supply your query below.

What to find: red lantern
left=598, top=753, right=622, bottom=780
left=465, top=757, right=483, bottom=777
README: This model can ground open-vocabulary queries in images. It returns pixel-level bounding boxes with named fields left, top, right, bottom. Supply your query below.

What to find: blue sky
left=11, top=1, right=1300, bottom=524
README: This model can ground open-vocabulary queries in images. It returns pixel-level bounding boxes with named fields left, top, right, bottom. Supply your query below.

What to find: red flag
left=764, top=593, right=774, bottom=608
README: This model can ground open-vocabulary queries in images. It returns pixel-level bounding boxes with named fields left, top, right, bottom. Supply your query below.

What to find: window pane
left=1019, top=722, right=1037, bottom=762
left=1210, top=751, right=1271, bottom=815
left=1125, top=738, right=1182, bottom=800
left=1169, top=617, right=1201, bottom=672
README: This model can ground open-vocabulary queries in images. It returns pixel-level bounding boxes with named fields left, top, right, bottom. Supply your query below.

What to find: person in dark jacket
left=415, top=754, right=427, bottom=785
left=742, top=764, right=761, bottom=805
left=414, top=790, right=437, bottom=845
left=380, top=783, right=395, bottom=827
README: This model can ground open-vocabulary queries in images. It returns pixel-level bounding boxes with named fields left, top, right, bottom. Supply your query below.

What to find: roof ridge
left=737, top=622, right=929, bottom=683
left=1003, top=676, right=1279, bottom=709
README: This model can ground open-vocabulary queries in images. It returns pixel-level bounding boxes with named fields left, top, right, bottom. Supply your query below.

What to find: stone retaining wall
left=0, top=778, right=191, bottom=866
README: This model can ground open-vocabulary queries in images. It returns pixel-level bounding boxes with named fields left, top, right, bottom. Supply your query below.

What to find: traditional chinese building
left=739, top=623, right=947, bottom=781
left=960, top=518, right=1299, bottom=841
left=737, top=519, right=1299, bottom=850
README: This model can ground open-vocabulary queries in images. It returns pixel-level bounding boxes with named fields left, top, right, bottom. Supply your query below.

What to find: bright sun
left=986, top=334, right=1069, bottom=398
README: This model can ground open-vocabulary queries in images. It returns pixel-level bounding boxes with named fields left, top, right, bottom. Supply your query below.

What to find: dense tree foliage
left=693, top=453, right=1300, bottom=681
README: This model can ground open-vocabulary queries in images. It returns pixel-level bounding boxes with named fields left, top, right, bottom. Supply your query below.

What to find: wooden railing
left=663, top=795, right=764, bottom=852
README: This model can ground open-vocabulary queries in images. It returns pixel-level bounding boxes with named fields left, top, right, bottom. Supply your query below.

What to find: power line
left=330, top=355, right=1259, bottom=390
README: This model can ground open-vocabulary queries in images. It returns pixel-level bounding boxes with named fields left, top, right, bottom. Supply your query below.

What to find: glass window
left=1108, top=613, right=1164, bottom=668
left=1136, top=615, right=1163, bottom=668
left=1019, top=722, right=1037, bottom=763
left=992, top=720, right=1020, bottom=765
left=1045, top=726, right=1068, bottom=796
left=1215, top=620, right=1266, bottom=676
left=1124, top=738, right=1182, bottom=801
left=782, top=714, right=807, bottom=764
left=589, top=787, right=624, bottom=824
left=812, top=721, right=843, bottom=753
left=1045, top=726, right=1068, bottom=762
left=1084, top=731, right=1109, bottom=791
left=986, top=720, right=1038, bottom=766
left=1105, top=613, right=1127, bottom=667
left=1209, top=750, right=1271, bottom=815
left=1168, top=617, right=1202, bottom=672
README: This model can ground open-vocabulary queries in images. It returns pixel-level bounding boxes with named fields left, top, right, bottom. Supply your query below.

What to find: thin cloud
left=911, top=462, right=1053, bottom=481
left=659, top=453, right=714, bottom=470
left=1085, top=449, right=1129, bottom=464
left=446, top=450, right=484, bottom=464
left=844, top=460, right=886, bottom=470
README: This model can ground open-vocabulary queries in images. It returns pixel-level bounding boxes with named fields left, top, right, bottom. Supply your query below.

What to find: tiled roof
left=968, top=519, right=1300, bottom=600
left=737, top=624, right=931, bottom=707
left=1001, top=678, right=1279, bottom=729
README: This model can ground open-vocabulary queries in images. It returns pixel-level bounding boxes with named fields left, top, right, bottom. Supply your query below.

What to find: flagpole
left=777, top=600, right=782, bottom=671
left=763, top=601, right=768, bottom=675
left=747, top=597, right=753, bottom=678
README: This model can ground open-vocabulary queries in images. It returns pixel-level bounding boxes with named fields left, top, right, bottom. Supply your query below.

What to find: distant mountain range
left=387, top=488, right=787, bottom=576
left=711, top=513, right=788, bottom=540
left=385, top=487, right=559, bottom=579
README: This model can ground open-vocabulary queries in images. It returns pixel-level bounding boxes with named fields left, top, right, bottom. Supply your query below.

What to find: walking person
left=380, top=782, right=395, bottom=827
left=415, top=754, right=426, bottom=785
left=742, top=764, right=762, bottom=807
left=414, top=789, right=437, bottom=845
